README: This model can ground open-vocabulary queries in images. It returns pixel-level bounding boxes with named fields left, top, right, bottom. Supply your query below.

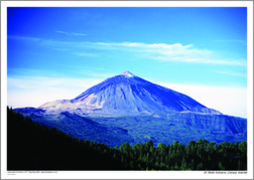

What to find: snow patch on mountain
left=121, top=71, right=134, bottom=77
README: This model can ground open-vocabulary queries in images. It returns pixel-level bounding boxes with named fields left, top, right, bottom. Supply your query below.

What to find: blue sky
left=7, top=7, right=248, bottom=117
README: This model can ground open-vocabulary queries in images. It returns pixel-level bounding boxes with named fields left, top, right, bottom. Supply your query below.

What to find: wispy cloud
left=9, top=35, right=247, bottom=66
left=154, top=57, right=246, bottom=66
left=216, top=39, right=247, bottom=45
left=105, top=42, right=246, bottom=66
left=214, top=70, right=247, bottom=77
left=72, top=52, right=97, bottom=57
left=8, top=67, right=114, bottom=81
left=56, top=30, right=87, bottom=36
left=8, top=35, right=41, bottom=41
left=76, top=42, right=246, bottom=66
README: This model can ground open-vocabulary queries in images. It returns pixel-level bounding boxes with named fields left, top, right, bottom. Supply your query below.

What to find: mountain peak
left=39, top=70, right=222, bottom=116
left=121, top=71, right=134, bottom=77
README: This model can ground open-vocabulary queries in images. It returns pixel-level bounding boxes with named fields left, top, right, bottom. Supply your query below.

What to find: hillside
left=7, top=107, right=247, bottom=171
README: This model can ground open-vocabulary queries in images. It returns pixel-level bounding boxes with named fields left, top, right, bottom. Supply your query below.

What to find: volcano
left=14, top=71, right=247, bottom=147
left=38, top=71, right=221, bottom=117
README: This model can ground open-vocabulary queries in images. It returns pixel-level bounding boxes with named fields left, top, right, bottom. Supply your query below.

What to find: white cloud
left=91, top=42, right=246, bottom=66
left=70, top=32, right=87, bottom=36
left=8, top=35, right=41, bottom=41
left=7, top=77, right=104, bottom=108
left=214, top=70, right=247, bottom=77
left=154, top=57, right=247, bottom=66
left=56, top=30, right=87, bottom=36
left=72, top=52, right=97, bottom=57
left=216, top=39, right=247, bottom=45
left=157, top=82, right=247, bottom=118
left=9, top=35, right=246, bottom=66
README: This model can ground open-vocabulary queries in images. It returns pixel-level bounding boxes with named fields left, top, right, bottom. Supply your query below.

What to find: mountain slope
left=38, top=71, right=221, bottom=116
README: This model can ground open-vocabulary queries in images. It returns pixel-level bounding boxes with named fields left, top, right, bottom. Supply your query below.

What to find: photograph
left=2, top=1, right=253, bottom=179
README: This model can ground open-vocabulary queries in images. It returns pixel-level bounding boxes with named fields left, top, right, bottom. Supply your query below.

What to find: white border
left=1, top=1, right=253, bottom=7
left=1, top=1, right=253, bottom=179
left=247, top=0, right=254, bottom=178
left=1, top=2, right=8, bottom=180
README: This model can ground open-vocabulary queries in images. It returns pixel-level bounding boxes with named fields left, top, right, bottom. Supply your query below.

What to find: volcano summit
left=14, top=71, right=247, bottom=147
